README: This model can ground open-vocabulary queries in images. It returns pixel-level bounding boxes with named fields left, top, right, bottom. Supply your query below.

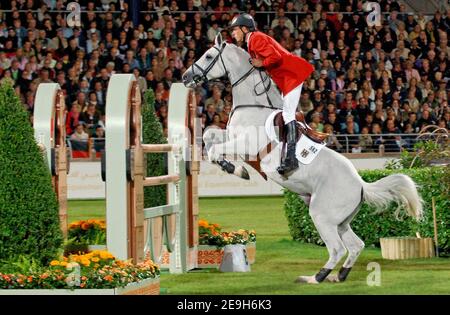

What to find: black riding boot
left=277, top=121, right=299, bottom=175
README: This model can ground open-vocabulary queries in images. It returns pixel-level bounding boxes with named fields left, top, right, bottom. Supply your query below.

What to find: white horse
left=182, top=34, right=423, bottom=284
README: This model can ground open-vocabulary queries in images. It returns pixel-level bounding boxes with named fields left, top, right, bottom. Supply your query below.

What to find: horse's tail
left=362, top=174, right=423, bottom=221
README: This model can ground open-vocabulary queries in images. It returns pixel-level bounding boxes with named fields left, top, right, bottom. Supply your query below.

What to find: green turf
left=68, top=200, right=105, bottom=221
left=68, top=197, right=450, bottom=295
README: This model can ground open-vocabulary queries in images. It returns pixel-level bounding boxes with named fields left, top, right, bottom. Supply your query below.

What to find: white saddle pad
left=264, top=110, right=282, bottom=143
left=264, top=110, right=325, bottom=165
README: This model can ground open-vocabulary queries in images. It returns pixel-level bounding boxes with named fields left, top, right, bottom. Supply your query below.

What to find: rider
left=229, top=13, right=314, bottom=175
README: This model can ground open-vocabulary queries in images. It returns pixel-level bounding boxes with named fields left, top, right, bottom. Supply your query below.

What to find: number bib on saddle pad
left=295, top=134, right=325, bottom=164
left=264, top=110, right=325, bottom=165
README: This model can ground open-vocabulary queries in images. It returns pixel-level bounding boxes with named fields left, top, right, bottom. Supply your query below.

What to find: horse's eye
left=205, top=55, right=213, bottom=60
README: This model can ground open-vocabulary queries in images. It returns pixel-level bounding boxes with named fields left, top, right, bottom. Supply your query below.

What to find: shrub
left=395, top=140, right=449, bottom=169
left=284, top=167, right=450, bottom=254
left=142, top=89, right=167, bottom=208
left=0, top=83, right=63, bottom=265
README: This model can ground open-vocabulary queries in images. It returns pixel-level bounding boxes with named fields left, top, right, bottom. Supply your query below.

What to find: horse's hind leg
left=326, top=224, right=365, bottom=283
left=325, top=201, right=364, bottom=283
left=295, top=214, right=347, bottom=284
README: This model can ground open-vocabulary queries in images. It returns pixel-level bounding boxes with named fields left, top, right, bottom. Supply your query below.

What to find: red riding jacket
left=247, top=31, right=314, bottom=95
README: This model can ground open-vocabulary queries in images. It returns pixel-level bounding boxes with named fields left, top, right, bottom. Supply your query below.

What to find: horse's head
left=182, top=33, right=228, bottom=88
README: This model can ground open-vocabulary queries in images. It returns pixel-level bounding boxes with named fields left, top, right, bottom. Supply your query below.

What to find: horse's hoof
left=294, top=276, right=319, bottom=284
left=325, top=274, right=340, bottom=283
left=235, top=166, right=250, bottom=180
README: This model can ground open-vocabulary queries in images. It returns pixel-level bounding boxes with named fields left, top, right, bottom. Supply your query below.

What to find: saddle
left=273, top=112, right=329, bottom=144
left=245, top=112, right=329, bottom=181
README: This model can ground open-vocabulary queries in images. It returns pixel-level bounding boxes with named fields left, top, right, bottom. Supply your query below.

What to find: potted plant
left=160, top=220, right=256, bottom=269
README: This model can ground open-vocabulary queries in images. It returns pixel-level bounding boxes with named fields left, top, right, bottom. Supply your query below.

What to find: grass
left=68, top=197, right=450, bottom=295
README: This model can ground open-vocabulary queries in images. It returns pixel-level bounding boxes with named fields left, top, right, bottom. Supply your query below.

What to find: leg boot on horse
left=216, top=159, right=250, bottom=180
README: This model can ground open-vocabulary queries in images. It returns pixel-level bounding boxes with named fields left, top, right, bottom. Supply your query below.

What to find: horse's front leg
left=203, top=127, right=227, bottom=162
left=203, top=128, right=250, bottom=180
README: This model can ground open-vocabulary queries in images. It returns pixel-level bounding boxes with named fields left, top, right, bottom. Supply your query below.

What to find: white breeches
left=282, top=83, right=303, bottom=124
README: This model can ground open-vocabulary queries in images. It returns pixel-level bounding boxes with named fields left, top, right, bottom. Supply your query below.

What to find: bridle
left=191, top=43, right=255, bottom=88
left=191, top=43, right=228, bottom=85
left=190, top=42, right=275, bottom=112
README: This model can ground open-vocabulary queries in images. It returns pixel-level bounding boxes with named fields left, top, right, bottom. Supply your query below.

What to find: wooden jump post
left=33, top=83, right=68, bottom=237
left=105, top=74, right=200, bottom=273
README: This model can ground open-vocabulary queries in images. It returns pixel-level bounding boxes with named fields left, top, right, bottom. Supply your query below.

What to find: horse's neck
left=227, top=46, right=282, bottom=108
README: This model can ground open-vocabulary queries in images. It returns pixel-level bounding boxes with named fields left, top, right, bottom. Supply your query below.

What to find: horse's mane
left=225, top=42, right=251, bottom=60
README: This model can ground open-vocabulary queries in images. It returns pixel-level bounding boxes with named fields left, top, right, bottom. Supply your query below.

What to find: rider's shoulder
left=251, top=31, right=269, bottom=40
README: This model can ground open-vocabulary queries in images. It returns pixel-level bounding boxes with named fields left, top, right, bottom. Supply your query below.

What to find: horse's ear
left=215, top=33, right=223, bottom=47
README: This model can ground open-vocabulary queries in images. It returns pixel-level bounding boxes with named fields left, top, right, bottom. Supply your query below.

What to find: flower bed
left=64, top=219, right=107, bottom=256
left=0, top=250, right=160, bottom=295
left=160, top=220, right=256, bottom=269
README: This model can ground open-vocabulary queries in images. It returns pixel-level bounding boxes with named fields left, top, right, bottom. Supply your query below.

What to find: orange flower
left=81, top=259, right=91, bottom=267
left=81, top=222, right=90, bottom=230
left=99, top=251, right=114, bottom=260
left=80, top=282, right=86, bottom=288
left=2, top=275, right=11, bottom=282
left=27, top=276, right=33, bottom=283
left=198, top=220, right=209, bottom=228
left=68, top=221, right=81, bottom=229
left=50, top=260, right=60, bottom=266
left=104, top=275, right=113, bottom=281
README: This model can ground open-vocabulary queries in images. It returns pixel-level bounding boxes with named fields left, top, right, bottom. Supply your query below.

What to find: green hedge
left=0, top=83, right=63, bottom=265
left=284, top=167, right=450, bottom=254
left=142, top=89, right=167, bottom=208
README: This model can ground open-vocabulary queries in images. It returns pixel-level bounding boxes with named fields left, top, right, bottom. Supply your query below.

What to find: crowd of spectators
left=0, top=0, right=449, bottom=154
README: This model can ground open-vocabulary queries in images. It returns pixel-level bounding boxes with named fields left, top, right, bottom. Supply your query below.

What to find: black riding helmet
left=229, top=13, right=256, bottom=31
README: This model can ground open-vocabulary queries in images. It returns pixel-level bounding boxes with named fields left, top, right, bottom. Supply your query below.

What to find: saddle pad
left=295, top=133, right=325, bottom=165
left=264, top=110, right=325, bottom=165
left=264, top=110, right=282, bottom=143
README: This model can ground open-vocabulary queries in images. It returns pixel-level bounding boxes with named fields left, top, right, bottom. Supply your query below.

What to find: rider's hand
left=251, top=58, right=263, bottom=68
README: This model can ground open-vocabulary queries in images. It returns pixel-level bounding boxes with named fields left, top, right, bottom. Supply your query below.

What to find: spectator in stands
left=70, top=122, right=89, bottom=141
left=204, top=103, right=218, bottom=128
left=80, top=103, right=101, bottom=137
left=324, top=124, right=343, bottom=152
left=204, top=85, right=225, bottom=114
left=93, top=125, right=105, bottom=154
left=218, top=103, right=231, bottom=128
left=358, top=126, right=374, bottom=153
left=417, top=109, right=436, bottom=130
left=0, top=0, right=447, bottom=160
left=66, top=103, right=82, bottom=135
